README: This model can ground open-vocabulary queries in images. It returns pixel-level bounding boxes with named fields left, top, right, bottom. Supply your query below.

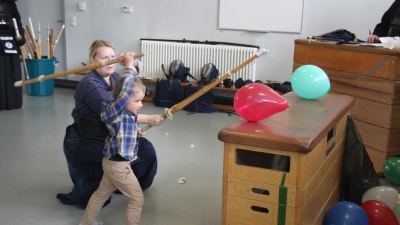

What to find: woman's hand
left=367, top=35, right=381, bottom=43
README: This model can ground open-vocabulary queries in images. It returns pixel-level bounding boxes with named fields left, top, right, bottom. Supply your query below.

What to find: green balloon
left=382, top=157, right=400, bottom=184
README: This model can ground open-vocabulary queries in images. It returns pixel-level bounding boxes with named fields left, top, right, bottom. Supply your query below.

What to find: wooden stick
left=37, top=22, right=41, bottom=59
left=47, top=21, right=50, bottom=57
left=12, top=18, right=25, bottom=59
left=25, top=25, right=38, bottom=58
left=25, top=30, right=34, bottom=59
left=37, top=43, right=41, bottom=59
left=141, top=48, right=268, bottom=132
left=23, top=27, right=33, bottom=58
left=21, top=47, right=30, bottom=79
left=17, top=41, right=30, bottom=79
left=50, top=28, right=54, bottom=58
left=19, top=44, right=28, bottom=59
left=12, top=18, right=30, bottom=79
left=52, top=24, right=65, bottom=52
left=28, top=17, right=36, bottom=41
left=14, top=53, right=145, bottom=87
left=12, top=18, right=20, bottom=39
left=263, top=80, right=282, bottom=84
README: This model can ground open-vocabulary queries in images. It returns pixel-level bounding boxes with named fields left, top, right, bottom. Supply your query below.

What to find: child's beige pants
left=80, top=158, right=144, bottom=225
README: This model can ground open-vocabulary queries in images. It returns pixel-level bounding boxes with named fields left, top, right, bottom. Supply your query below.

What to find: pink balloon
left=234, top=83, right=288, bottom=122
left=361, top=200, right=399, bottom=225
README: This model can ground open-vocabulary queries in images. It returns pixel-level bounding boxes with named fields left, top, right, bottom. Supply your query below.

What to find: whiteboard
left=218, top=0, right=304, bottom=33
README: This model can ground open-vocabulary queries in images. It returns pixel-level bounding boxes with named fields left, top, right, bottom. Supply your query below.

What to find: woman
left=57, top=40, right=165, bottom=208
left=368, top=0, right=400, bottom=43
left=0, top=0, right=25, bottom=110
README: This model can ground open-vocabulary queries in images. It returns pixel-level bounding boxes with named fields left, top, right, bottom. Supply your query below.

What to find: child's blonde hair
left=113, top=76, right=146, bottom=99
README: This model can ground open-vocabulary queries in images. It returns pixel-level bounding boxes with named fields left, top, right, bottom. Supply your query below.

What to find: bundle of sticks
left=23, top=17, right=65, bottom=60
left=13, top=16, right=65, bottom=79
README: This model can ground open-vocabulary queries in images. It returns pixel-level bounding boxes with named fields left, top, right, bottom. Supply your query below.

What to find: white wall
left=20, top=0, right=395, bottom=82
left=17, top=0, right=66, bottom=72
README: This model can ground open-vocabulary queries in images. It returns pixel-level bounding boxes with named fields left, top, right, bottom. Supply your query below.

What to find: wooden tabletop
left=295, top=39, right=400, bottom=55
left=218, top=91, right=355, bottom=153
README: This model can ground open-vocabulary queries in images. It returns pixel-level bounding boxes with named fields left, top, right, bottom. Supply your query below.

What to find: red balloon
left=361, top=200, right=399, bottom=225
left=234, top=83, right=288, bottom=122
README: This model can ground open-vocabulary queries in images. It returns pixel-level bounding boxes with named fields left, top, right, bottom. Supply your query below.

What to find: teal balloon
left=382, top=157, right=400, bottom=184
left=291, top=65, right=330, bottom=99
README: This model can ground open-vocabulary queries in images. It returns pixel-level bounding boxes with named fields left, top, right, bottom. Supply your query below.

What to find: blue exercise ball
left=324, top=201, right=368, bottom=225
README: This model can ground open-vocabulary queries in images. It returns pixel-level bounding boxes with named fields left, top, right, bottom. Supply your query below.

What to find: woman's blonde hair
left=113, top=76, right=146, bottom=100
left=89, top=40, right=114, bottom=59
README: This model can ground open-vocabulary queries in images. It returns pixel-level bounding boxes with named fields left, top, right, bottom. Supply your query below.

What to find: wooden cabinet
left=293, top=39, right=400, bottom=174
left=218, top=92, right=354, bottom=225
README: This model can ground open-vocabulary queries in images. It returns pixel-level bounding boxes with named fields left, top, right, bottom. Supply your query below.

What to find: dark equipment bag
left=198, top=63, right=219, bottom=85
left=319, top=29, right=357, bottom=42
left=308, top=29, right=364, bottom=44
left=183, top=84, right=218, bottom=113
left=161, top=59, right=198, bottom=82
left=234, top=78, right=245, bottom=89
left=153, top=78, right=184, bottom=108
left=341, top=115, right=379, bottom=205
left=223, top=78, right=234, bottom=88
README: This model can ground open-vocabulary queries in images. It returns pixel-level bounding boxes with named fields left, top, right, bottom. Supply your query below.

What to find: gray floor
left=1, top=88, right=400, bottom=224
left=0, top=87, right=239, bottom=225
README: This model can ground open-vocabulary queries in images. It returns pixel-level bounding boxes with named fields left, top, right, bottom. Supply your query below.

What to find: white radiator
left=141, top=40, right=258, bottom=82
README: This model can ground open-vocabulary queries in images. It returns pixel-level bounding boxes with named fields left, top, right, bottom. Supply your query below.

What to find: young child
left=79, top=52, right=146, bottom=225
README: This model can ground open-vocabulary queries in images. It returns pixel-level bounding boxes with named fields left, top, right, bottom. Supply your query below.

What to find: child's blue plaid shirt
left=100, top=70, right=139, bottom=161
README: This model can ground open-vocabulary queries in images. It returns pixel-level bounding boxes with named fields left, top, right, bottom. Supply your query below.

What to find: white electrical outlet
left=71, top=16, right=76, bottom=27
left=122, top=6, right=132, bottom=13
